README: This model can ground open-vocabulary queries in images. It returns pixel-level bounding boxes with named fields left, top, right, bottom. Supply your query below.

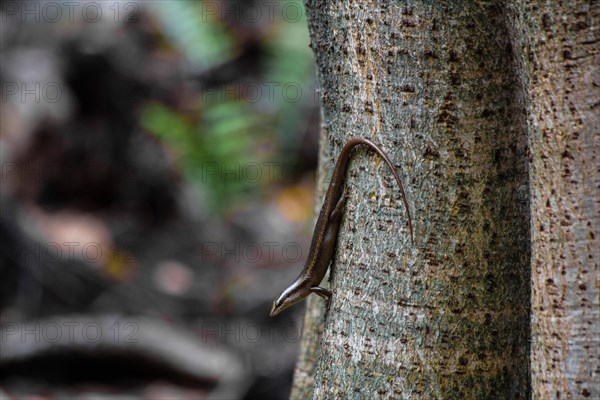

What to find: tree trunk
left=508, top=2, right=600, bottom=399
left=292, top=1, right=530, bottom=398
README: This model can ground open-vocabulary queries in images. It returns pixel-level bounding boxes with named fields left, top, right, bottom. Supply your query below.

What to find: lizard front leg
left=310, top=286, right=332, bottom=301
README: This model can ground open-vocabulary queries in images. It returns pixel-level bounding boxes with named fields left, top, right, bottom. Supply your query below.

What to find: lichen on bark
left=293, top=1, right=531, bottom=398
left=508, top=1, right=600, bottom=398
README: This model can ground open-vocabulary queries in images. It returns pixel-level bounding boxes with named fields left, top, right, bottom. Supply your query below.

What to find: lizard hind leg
left=329, top=192, right=348, bottom=223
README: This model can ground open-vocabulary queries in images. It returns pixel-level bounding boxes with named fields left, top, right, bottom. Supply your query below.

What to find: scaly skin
left=270, top=138, right=412, bottom=316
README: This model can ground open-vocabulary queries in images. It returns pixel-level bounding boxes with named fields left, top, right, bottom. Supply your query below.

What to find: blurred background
left=0, top=1, right=320, bottom=398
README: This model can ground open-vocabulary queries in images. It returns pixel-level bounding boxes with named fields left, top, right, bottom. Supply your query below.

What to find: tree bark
left=508, top=2, right=600, bottom=399
left=293, top=1, right=530, bottom=398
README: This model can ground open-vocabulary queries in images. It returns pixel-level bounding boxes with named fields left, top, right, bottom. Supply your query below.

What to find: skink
left=270, top=138, right=412, bottom=316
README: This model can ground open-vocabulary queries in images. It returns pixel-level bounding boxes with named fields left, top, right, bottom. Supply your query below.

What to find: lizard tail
left=334, top=137, right=414, bottom=244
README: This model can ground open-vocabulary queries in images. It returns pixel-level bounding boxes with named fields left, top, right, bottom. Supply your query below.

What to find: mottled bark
left=293, top=1, right=530, bottom=399
left=508, top=2, right=600, bottom=399
left=290, top=295, right=327, bottom=399
left=290, top=123, right=331, bottom=400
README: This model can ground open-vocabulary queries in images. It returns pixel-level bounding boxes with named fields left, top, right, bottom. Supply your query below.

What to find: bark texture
left=290, top=126, right=330, bottom=400
left=508, top=2, right=600, bottom=399
left=293, top=1, right=530, bottom=398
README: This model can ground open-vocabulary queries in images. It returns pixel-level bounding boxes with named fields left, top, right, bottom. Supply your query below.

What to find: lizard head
left=269, top=297, right=286, bottom=317
left=269, top=284, right=309, bottom=317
